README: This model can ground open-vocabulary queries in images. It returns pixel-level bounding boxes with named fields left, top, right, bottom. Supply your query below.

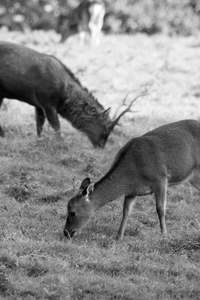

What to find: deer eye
left=70, top=211, right=76, bottom=218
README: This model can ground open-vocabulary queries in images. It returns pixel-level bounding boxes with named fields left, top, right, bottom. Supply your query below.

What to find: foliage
left=104, top=0, right=200, bottom=35
left=0, top=0, right=200, bottom=35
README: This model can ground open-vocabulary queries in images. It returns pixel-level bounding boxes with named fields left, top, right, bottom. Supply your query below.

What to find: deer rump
left=0, top=42, right=137, bottom=147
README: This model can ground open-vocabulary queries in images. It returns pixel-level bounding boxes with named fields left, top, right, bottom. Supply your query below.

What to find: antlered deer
left=59, top=0, right=105, bottom=46
left=64, top=119, right=200, bottom=239
left=0, top=41, right=137, bottom=148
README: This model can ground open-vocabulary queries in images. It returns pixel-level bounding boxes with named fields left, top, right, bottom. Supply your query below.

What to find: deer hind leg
left=35, top=107, right=45, bottom=137
left=89, top=25, right=97, bottom=47
left=95, top=28, right=101, bottom=47
left=189, top=169, right=200, bottom=192
left=0, top=98, right=5, bottom=137
left=90, top=27, right=95, bottom=47
left=154, top=179, right=167, bottom=234
left=79, top=31, right=87, bottom=46
left=117, top=195, right=136, bottom=240
left=95, top=16, right=104, bottom=46
left=44, top=106, right=60, bottom=136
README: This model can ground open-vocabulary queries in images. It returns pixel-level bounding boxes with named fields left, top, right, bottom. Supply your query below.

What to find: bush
left=104, top=0, right=200, bottom=35
left=0, top=0, right=200, bottom=35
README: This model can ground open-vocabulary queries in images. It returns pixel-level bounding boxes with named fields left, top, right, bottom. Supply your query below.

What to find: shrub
left=0, top=0, right=200, bottom=36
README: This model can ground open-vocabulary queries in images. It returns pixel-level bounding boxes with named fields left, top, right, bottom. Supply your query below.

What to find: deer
left=0, top=41, right=138, bottom=148
left=59, top=0, right=105, bottom=46
left=64, top=119, right=200, bottom=240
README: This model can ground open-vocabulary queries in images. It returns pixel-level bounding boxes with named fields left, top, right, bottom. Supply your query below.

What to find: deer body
left=60, top=0, right=105, bottom=46
left=64, top=119, right=200, bottom=239
left=0, top=42, right=131, bottom=147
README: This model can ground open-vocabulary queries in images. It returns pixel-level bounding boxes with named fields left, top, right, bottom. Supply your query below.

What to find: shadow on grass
left=76, top=261, right=142, bottom=278
left=158, top=233, right=200, bottom=261
left=169, top=236, right=199, bottom=252
left=5, top=184, right=31, bottom=203
left=27, top=264, right=48, bottom=278
left=37, top=188, right=74, bottom=204
left=0, top=256, right=17, bottom=270
left=38, top=193, right=63, bottom=203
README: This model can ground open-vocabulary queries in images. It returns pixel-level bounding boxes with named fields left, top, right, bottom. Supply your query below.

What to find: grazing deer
left=0, top=41, right=137, bottom=148
left=60, top=0, right=105, bottom=46
left=64, top=119, right=200, bottom=239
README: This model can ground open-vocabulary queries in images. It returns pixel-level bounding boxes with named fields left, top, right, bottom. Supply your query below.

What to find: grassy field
left=0, top=29, right=200, bottom=299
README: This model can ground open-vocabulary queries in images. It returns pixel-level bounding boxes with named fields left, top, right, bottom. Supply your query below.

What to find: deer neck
left=91, top=171, right=125, bottom=211
left=59, top=80, right=105, bottom=130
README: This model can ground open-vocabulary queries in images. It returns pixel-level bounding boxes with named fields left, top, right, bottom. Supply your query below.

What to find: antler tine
left=112, top=93, right=130, bottom=121
left=111, top=92, right=146, bottom=129
left=121, top=93, right=130, bottom=106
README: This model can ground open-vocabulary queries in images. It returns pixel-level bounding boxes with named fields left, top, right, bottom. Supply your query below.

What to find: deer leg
left=97, top=22, right=103, bottom=46
left=90, top=27, right=96, bottom=47
left=189, top=169, right=200, bottom=192
left=35, top=107, right=45, bottom=137
left=0, top=98, right=3, bottom=107
left=89, top=24, right=98, bottom=47
left=116, top=195, right=136, bottom=240
left=44, top=106, right=60, bottom=135
left=60, top=31, right=67, bottom=43
left=79, top=31, right=86, bottom=46
left=95, top=29, right=100, bottom=47
left=93, top=26, right=101, bottom=47
left=0, top=126, right=4, bottom=137
left=154, top=179, right=167, bottom=234
left=0, top=98, right=5, bottom=137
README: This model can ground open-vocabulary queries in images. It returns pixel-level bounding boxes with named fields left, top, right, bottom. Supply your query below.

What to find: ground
left=0, top=29, right=200, bottom=300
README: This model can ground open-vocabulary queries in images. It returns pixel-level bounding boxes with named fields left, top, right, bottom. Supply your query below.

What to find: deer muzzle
left=63, top=228, right=76, bottom=238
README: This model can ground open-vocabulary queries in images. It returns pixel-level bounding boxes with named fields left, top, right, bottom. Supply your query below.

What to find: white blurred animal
left=60, top=0, right=105, bottom=46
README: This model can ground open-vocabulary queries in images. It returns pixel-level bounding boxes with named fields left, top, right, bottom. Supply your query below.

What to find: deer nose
left=63, top=229, right=76, bottom=238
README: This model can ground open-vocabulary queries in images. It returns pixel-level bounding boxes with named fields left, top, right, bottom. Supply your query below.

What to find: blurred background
left=0, top=0, right=200, bottom=36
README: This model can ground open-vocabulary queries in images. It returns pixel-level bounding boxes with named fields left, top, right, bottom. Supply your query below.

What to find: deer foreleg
left=35, top=107, right=46, bottom=137
left=154, top=179, right=167, bottom=234
left=117, top=195, right=136, bottom=240
left=44, top=106, right=60, bottom=136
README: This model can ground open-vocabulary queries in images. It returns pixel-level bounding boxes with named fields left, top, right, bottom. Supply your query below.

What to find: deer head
left=64, top=178, right=94, bottom=238
left=91, top=93, right=145, bottom=148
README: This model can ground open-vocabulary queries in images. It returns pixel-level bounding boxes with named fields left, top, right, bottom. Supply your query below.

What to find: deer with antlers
left=59, top=0, right=105, bottom=46
left=0, top=41, right=140, bottom=147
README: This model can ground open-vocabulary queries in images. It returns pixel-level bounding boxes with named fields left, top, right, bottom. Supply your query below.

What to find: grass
left=0, top=29, right=200, bottom=299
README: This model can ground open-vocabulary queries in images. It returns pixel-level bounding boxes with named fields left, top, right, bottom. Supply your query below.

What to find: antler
left=110, top=93, right=146, bottom=130
left=111, top=93, right=130, bottom=121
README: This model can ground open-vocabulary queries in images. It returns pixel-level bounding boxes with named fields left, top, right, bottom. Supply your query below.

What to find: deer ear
left=86, top=182, right=94, bottom=197
left=79, top=178, right=91, bottom=191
